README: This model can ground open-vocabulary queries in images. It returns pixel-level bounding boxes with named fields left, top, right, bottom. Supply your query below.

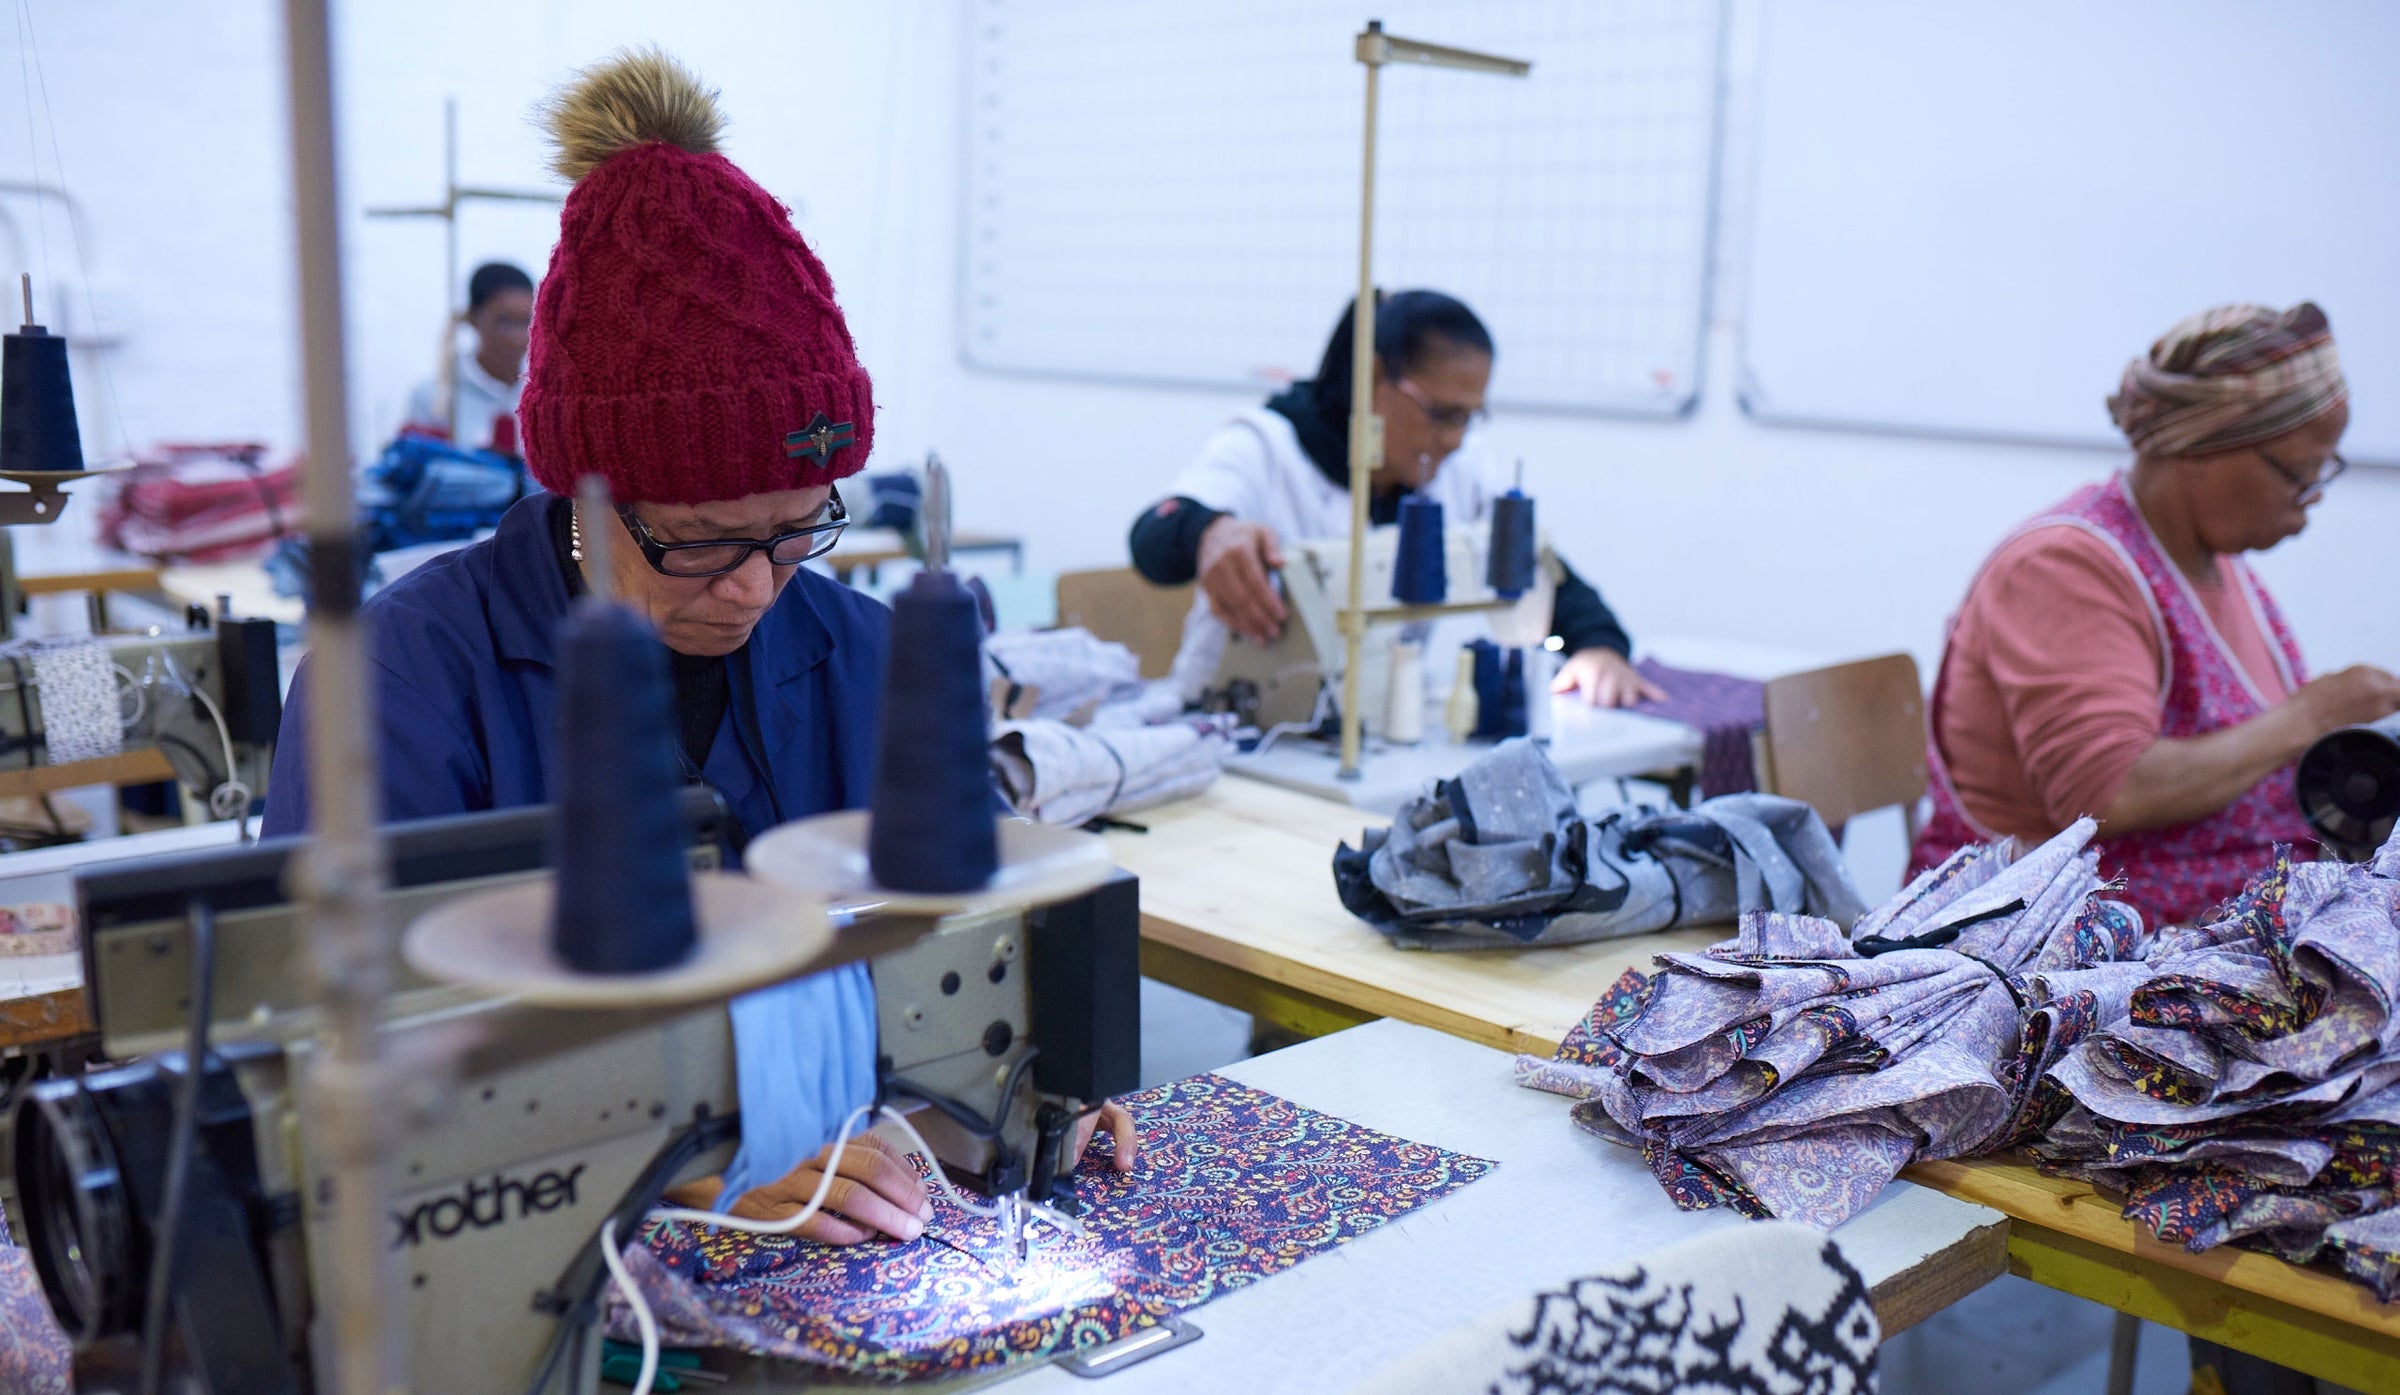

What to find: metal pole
left=283, top=1, right=398, bottom=1390
left=442, top=96, right=460, bottom=431
left=1338, top=32, right=1383, bottom=780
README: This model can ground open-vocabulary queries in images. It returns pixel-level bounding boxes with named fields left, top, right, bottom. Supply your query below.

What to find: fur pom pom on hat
left=517, top=47, right=873, bottom=504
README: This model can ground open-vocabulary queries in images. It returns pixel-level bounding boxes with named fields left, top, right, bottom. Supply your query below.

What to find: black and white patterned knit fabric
left=2, top=637, right=124, bottom=765
left=1348, top=1221, right=1878, bottom=1395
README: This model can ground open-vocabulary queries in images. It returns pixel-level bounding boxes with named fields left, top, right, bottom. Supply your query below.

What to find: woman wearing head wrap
left=262, top=51, right=1134, bottom=1237
left=1909, top=302, right=2400, bottom=928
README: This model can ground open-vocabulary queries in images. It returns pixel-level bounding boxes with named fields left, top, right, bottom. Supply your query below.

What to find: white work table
left=0, top=821, right=245, bottom=1049
left=1225, top=696, right=1702, bottom=815
left=737, top=1019, right=2005, bottom=1392
left=1221, top=633, right=1860, bottom=816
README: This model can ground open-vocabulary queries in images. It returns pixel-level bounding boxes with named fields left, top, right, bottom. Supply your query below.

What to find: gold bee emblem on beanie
left=784, top=413, right=856, bottom=464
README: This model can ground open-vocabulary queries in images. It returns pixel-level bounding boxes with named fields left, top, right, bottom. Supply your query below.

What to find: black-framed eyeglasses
left=618, top=488, right=849, bottom=577
left=1391, top=376, right=1489, bottom=431
left=2257, top=447, right=2348, bottom=503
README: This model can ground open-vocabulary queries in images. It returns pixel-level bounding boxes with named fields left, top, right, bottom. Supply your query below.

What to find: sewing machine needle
left=1003, top=1193, right=1027, bottom=1269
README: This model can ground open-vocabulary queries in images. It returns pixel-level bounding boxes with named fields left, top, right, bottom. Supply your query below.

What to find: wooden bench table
left=1102, top=779, right=2400, bottom=1391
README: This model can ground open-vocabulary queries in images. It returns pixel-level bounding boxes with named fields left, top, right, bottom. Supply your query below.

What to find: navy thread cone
left=0, top=322, right=82, bottom=475
left=1487, top=489, right=1535, bottom=599
left=548, top=597, right=698, bottom=973
left=1391, top=494, right=1447, bottom=604
left=1470, top=638, right=1505, bottom=739
left=1499, top=647, right=1529, bottom=738
left=869, top=569, right=998, bottom=893
left=1468, top=640, right=1530, bottom=740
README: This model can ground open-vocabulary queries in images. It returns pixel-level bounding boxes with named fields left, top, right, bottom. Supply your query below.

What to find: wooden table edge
left=1139, top=914, right=1551, bottom=1057
left=1870, top=1212, right=2010, bottom=1337
left=1906, top=1159, right=2400, bottom=1340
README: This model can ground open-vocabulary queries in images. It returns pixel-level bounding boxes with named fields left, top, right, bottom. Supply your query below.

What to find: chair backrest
left=1761, top=652, right=1928, bottom=835
left=1054, top=567, right=1193, bottom=680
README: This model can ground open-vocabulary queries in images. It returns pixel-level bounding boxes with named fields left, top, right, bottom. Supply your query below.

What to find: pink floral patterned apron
left=1910, top=477, right=2314, bottom=930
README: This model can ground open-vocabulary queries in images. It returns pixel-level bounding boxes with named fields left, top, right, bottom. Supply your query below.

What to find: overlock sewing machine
left=10, top=786, right=1140, bottom=1393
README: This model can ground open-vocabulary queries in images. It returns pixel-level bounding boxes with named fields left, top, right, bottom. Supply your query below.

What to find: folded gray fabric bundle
left=1518, top=817, right=2150, bottom=1228
left=1332, top=737, right=1865, bottom=950
left=990, top=716, right=1231, bottom=827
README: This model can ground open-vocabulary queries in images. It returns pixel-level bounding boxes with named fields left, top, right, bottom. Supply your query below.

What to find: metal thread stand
left=365, top=98, right=562, bottom=427
left=285, top=2, right=400, bottom=1390
left=1336, top=21, right=1529, bottom=778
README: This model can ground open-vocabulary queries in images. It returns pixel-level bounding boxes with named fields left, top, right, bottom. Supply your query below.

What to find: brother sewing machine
left=11, top=788, right=1139, bottom=1393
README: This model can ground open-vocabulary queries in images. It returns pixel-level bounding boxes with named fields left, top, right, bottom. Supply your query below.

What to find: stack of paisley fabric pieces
left=1519, top=817, right=2148, bottom=1228
left=2029, top=834, right=2400, bottom=1298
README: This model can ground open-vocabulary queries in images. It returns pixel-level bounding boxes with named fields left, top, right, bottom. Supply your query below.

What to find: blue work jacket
left=261, top=492, right=886, bottom=1198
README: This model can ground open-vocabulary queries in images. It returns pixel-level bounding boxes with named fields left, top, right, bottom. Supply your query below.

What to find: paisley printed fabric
left=1912, top=476, right=2314, bottom=930
left=0, top=1211, right=72, bottom=1395
left=1521, top=818, right=2149, bottom=1229
left=609, top=1073, right=1495, bottom=1378
left=2034, top=839, right=2400, bottom=1299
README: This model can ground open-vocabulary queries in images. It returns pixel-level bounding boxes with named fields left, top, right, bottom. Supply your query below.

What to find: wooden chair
left=1758, top=653, right=1928, bottom=842
left=1054, top=568, right=1194, bottom=680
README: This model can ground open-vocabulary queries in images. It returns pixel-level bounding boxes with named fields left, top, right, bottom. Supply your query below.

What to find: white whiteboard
left=962, top=0, right=1725, bottom=415
left=1740, top=0, right=2400, bottom=462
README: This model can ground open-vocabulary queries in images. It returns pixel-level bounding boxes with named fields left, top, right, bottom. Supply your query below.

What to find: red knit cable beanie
left=518, top=48, right=873, bottom=504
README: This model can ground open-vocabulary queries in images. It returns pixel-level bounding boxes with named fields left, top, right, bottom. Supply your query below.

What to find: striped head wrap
left=2106, top=302, right=2346, bottom=458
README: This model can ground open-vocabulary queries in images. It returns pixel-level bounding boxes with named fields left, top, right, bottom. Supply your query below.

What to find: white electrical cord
left=183, top=683, right=253, bottom=827
left=597, top=1216, right=659, bottom=1395
left=112, top=663, right=145, bottom=731
left=1245, top=675, right=1334, bottom=757
left=601, top=1103, right=1085, bottom=1395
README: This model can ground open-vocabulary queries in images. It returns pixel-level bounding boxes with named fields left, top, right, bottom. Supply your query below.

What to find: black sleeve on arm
left=1127, top=496, right=1226, bottom=586
left=1548, top=556, right=1633, bottom=657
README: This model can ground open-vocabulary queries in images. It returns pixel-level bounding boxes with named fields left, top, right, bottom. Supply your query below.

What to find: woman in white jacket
left=1130, top=290, right=1659, bottom=707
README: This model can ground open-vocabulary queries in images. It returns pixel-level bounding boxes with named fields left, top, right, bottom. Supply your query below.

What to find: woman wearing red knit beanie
left=259, top=49, right=1074, bottom=1239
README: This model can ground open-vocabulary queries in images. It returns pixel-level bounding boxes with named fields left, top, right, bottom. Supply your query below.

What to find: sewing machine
left=0, top=617, right=280, bottom=811
left=1206, top=521, right=1557, bottom=734
left=11, top=789, right=1139, bottom=1393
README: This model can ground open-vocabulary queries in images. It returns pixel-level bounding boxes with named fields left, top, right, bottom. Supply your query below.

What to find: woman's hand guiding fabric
left=2100, top=664, right=2400, bottom=837
left=2294, top=664, right=2400, bottom=733
left=725, top=1132, right=933, bottom=1244
left=1072, top=1101, right=1141, bottom=1173
left=1551, top=647, right=1665, bottom=708
left=1197, top=517, right=1287, bottom=644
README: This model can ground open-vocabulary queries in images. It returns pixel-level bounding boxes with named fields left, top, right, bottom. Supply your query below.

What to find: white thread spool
left=1444, top=647, right=1480, bottom=744
left=1384, top=641, right=1425, bottom=745
left=1525, top=645, right=1554, bottom=743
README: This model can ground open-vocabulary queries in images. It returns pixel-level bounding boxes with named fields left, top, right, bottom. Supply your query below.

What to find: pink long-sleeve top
left=1935, top=526, right=2293, bottom=840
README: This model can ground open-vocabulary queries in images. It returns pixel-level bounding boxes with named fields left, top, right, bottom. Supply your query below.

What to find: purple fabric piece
left=606, top=1074, right=1494, bottom=1377
left=2033, top=839, right=2400, bottom=1299
left=1630, top=661, right=1764, bottom=799
left=0, top=1230, right=71, bottom=1395
left=1522, top=818, right=2148, bottom=1229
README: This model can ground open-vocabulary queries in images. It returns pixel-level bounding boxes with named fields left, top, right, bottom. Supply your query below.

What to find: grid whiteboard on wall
left=962, top=1, right=1725, bottom=415
left=1741, top=0, right=2400, bottom=461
